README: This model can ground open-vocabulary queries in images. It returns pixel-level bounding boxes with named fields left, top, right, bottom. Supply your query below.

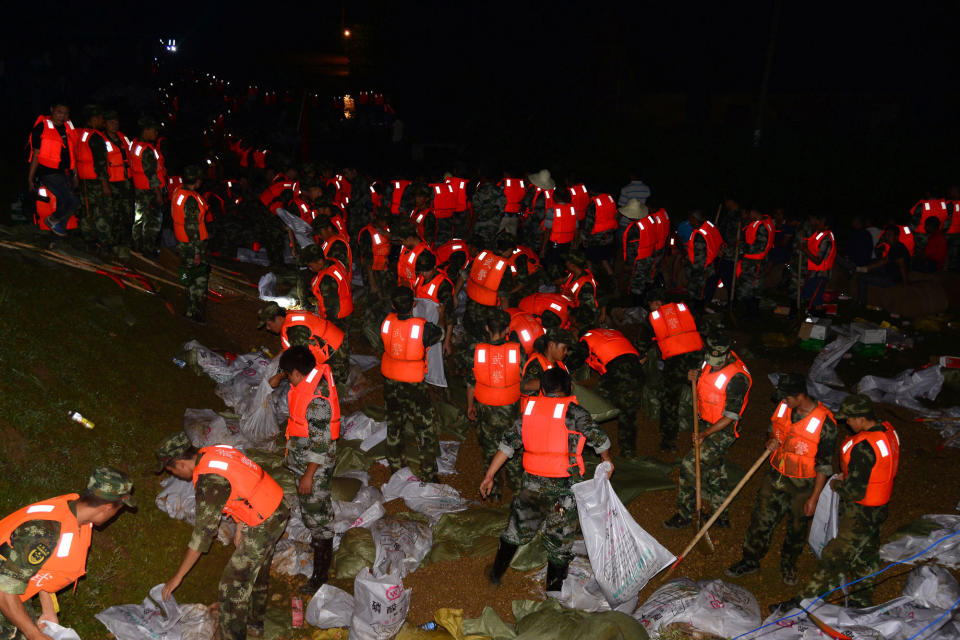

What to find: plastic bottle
left=419, top=622, right=437, bottom=631
left=69, top=411, right=94, bottom=429
left=291, top=596, right=304, bottom=628
left=172, top=357, right=187, bottom=369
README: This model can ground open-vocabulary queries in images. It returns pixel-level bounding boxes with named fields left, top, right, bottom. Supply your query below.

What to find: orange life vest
left=76, top=128, right=107, bottom=179
left=415, top=272, right=453, bottom=303
left=445, top=176, right=469, bottom=212
left=129, top=140, right=167, bottom=190
left=590, top=194, right=618, bottom=234
left=259, top=178, right=297, bottom=211
left=568, top=184, right=590, bottom=221
left=546, top=204, right=577, bottom=244
left=390, top=180, right=411, bottom=214
left=104, top=132, right=131, bottom=182
left=912, top=199, right=948, bottom=233
left=948, top=201, right=960, bottom=235
left=519, top=293, right=571, bottom=327
left=743, top=216, right=776, bottom=259
left=806, top=230, right=837, bottom=271
left=511, top=246, right=542, bottom=274
left=521, top=396, right=586, bottom=478
left=467, top=250, right=513, bottom=306
left=473, top=342, right=523, bottom=406
left=687, top=221, right=724, bottom=267
left=380, top=314, right=428, bottom=382
left=651, top=209, right=670, bottom=251
left=369, top=183, right=384, bottom=209
left=649, top=302, right=703, bottom=359
left=507, top=309, right=545, bottom=354
left=520, top=353, right=569, bottom=412
left=840, top=423, right=900, bottom=507
left=321, top=234, right=353, bottom=272
left=171, top=188, right=209, bottom=243
left=560, top=271, right=598, bottom=307
left=286, top=365, right=341, bottom=440
left=770, top=401, right=834, bottom=479
left=580, top=329, right=640, bottom=375
left=526, top=187, right=554, bottom=220
left=623, top=216, right=658, bottom=262
left=0, top=494, right=91, bottom=602
left=431, top=183, right=456, bottom=219
left=35, top=186, right=80, bottom=229
left=192, top=446, right=284, bottom=526
left=435, top=239, right=470, bottom=268
left=311, top=262, right=353, bottom=319
left=410, top=207, right=434, bottom=243
left=29, top=116, right=78, bottom=170
left=398, top=242, right=434, bottom=289
left=499, top=178, right=527, bottom=214
left=359, top=224, right=391, bottom=270
left=281, top=311, right=345, bottom=363
left=696, top=354, right=752, bottom=427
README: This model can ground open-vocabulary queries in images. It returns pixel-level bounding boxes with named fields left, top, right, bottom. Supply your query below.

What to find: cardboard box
left=851, top=322, right=886, bottom=344
left=799, top=321, right=828, bottom=341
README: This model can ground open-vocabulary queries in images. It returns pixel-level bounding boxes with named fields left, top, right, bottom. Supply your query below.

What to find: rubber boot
left=546, top=561, right=570, bottom=592
left=487, top=540, right=518, bottom=586
left=299, top=538, right=333, bottom=594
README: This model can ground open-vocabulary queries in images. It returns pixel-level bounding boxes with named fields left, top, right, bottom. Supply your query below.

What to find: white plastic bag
left=857, top=365, right=945, bottom=417
left=437, top=441, right=460, bottom=475
left=332, top=487, right=387, bottom=534
left=95, top=584, right=215, bottom=640
left=634, top=578, right=761, bottom=639
left=806, top=334, right=857, bottom=410
left=349, top=568, right=411, bottom=640
left=37, top=621, right=81, bottom=640
left=371, top=518, right=433, bottom=578
left=572, top=461, right=675, bottom=611
left=904, top=565, right=960, bottom=609
left=183, top=409, right=252, bottom=451
left=275, top=207, right=316, bottom=249
left=341, top=411, right=385, bottom=441
left=412, top=297, right=447, bottom=388
left=306, top=584, right=355, bottom=629
left=880, top=515, right=960, bottom=568
left=380, top=468, right=468, bottom=524
left=181, top=340, right=233, bottom=383
left=808, top=474, right=840, bottom=558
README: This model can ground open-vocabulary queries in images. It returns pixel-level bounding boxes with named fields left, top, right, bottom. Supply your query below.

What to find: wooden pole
left=666, top=441, right=778, bottom=577
left=692, top=380, right=714, bottom=553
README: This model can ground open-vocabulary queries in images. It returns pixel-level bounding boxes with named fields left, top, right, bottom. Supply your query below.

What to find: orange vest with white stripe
left=840, top=423, right=899, bottom=506
left=744, top=216, right=776, bottom=259
left=390, top=180, right=411, bottom=214
left=649, top=302, right=703, bottom=359
left=623, top=216, right=658, bottom=262
left=0, top=494, right=91, bottom=602
left=508, top=309, right=545, bottom=354
left=104, top=132, right=132, bottom=182
left=696, top=354, right=752, bottom=427
left=171, top=188, right=209, bottom=243
left=29, top=116, right=78, bottom=170
left=473, top=342, right=523, bottom=406
left=769, top=401, right=834, bottom=478
left=431, top=183, right=456, bottom=219
left=949, top=202, right=960, bottom=235
left=467, top=250, right=512, bottom=306
left=547, top=204, right=578, bottom=243
left=281, top=311, right=345, bottom=361
left=76, top=128, right=107, bottom=179
left=568, top=184, right=590, bottom=221
left=192, top=446, right=284, bottom=526
left=519, top=293, right=571, bottom=327
left=311, top=262, right=353, bottom=319
left=589, top=194, right=618, bottom=234
left=435, top=239, right=471, bottom=268
left=651, top=209, right=670, bottom=250
left=398, top=242, right=433, bottom=289
left=806, top=230, right=837, bottom=271
left=526, top=187, right=554, bottom=220
left=560, top=271, right=598, bottom=307
left=445, top=176, right=469, bottom=211
left=380, top=314, right=428, bottom=382
left=912, top=199, right=948, bottom=233
left=499, top=178, right=526, bottom=214
left=521, top=396, right=586, bottom=478
left=321, top=234, right=353, bottom=273
left=359, top=225, right=391, bottom=271
left=129, top=139, right=167, bottom=190
left=286, top=365, right=341, bottom=440
left=580, top=329, right=639, bottom=375
left=687, top=221, right=723, bottom=267
left=876, top=226, right=915, bottom=257
left=415, top=272, right=453, bottom=303
left=511, top=246, right=542, bottom=273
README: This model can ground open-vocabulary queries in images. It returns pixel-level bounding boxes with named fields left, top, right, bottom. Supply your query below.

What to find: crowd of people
left=6, top=84, right=954, bottom=639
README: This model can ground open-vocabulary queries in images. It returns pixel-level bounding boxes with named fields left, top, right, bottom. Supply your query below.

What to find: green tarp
left=463, top=599, right=649, bottom=640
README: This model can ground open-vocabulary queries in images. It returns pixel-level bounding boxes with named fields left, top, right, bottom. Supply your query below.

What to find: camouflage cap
left=182, top=164, right=203, bottom=182
left=86, top=466, right=135, bottom=507
left=545, top=328, right=575, bottom=346
left=103, top=109, right=120, bottom=122
left=155, top=432, right=193, bottom=472
left=138, top=116, right=160, bottom=131
left=774, top=373, right=806, bottom=400
left=704, top=333, right=732, bottom=366
left=835, top=393, right=874, bottom=420
left=415, top=250, right=437, bottom=274
left=301, top=243, right=323, bottom=264
left=257, top=301, right=286, bottom=328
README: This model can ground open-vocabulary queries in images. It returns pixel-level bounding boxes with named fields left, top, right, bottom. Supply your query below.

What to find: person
left=664, top=334, right=752, bottom=529
left=481, top=368, right=613, bottom=592
left=647, top=289, right=704, bottom=451
left=157, top=432, right=289, bottom=639
left=380, top=287, right=444, bottom=481
left=771, top=394, right=899, bottom=611
left=519, top=170, right=554, bottom=250
left=258, top=301, right=350, bottom=385
left=27, top=101, right=80, bottom=236
left=306, top=246, right=354, bottom=328
left=129, top=117, right=167, bottom=254
left=685, top=220, right=724, bottom=315
left=467, top=310, right=525, bottom=502
left=617, top=173, right=651, bottom=245
left=316, top=216, right=352, bottom=277
left=508, top=308, right=546, bottom=356
left=855, top=225, right=909, bottom=305
left=559, top=252, right=600, bottom=329
left=713, top=198, right=742, bottom=306
left=844, top=217, right=876, bottom=268
left=539, top=189, right=578, bottom=276
left=0, top=468, right=134, bottom=640
left=397, top=227, right=435, bottom=290
left=736, top=207, right=775, bottom=315
left=357, top=210, right=393, bottom=294
left=620, top=199, right=655, bottom=304
left=171, top=165, right=210, bottom=323
left=463, top=235, right=517, bottom=349
left=471, top=173, right=508, bottom=248
left=725, top=374, right=838, bottom=586
left=413, top=251, right=455, bottom=386
left=520, top=328, right=572, bottom=405
left=277, top=346, right=340, bottom=595
left=799, top=214, right=836, bottom=312
left=581, top=193, right=618, bottom=275
left=102, top=110, right=135, bottom=259
left=75, top=105, right=111, bottom=249
left=914, top=217, right=947, bottom=272
left=410, top=185, right=439, bottom=246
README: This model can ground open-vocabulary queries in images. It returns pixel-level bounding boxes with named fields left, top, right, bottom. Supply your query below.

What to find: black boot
left=299, top=538, right=333, bottom=594
left=546, top=561, right=569, bottom=592
left=487, top=540, right=518, bottom=586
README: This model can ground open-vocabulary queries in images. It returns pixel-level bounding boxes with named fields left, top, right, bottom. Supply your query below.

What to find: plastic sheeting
left=857, top=365, right=945, bottom=418
left=462, top=599, right=648, bottom=640
left=808, top=474, right=840, bottom=559
left=633, top=578, right=762, bottom=640
left=306, top=584, right=356, bottom=629
left=904, top=565, right=960, bottom=610
left=381, top=468, right=470, bottom=524
left=371, top=517, right=433, bottom=578
left=95, top=584, right=216, bottom=640
left=880, top=515, right=960, bottom=568
left=257, top=272, right=299, bottom=309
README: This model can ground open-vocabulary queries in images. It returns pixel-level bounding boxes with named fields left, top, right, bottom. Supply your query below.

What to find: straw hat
left=618, top=198, right=649, bottom=220
left=527, top=169, right=556, bottom=190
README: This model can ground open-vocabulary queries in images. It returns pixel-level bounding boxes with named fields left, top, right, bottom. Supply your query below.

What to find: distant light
left=206, top=159, right=212, bottom=165
left=343, top=28, right=351, bottom=37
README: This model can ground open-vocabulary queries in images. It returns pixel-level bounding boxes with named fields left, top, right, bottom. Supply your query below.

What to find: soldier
left=463, top=235, right=517, bottom=350
left=27, top=101, right=80, bottom=237
left=171, top=165, right=210, bottom=323
left=316, top=215, right=352, bottom=276
left=582, top=193, right=618, bottom=276
left=258, top=302, right=350, bottom=386
left=470, top=173, right=507, bottom=249
left=799, top=214, right=836, bottom=313
left=726, top=374, right=838, bottom=586
left=103, top=110, right=135, bottom=259
left=413, top=251, right=455, bottom=385
left=538, top=188, right=577, bottom=278
left=380, top=287, right=444, bottom=481
left=0, top=468, right=134, bottom=640
left=520, top=328, right=572, bottom=404
left=276, top=346, right=340, bottom=595
left=158, top=432, right=290, bottom=640
left=664, top=334, right=752, bottom=529
left=306, top=246, right=353, bottom=330
left=75, top=105, right=111, bottom=250
left=559, top=252, right=601, bottom=330
left=129, top=117, right=166, bottom=254
left=409, top=186, right=438, bottom=246
left=508, top=244, right=547, bottom=305
left=620, top=199, right=655, bottom=304
left=481, top=368, right=613, bottom=592
left=685, top=218, right=724, bottom=315
left=357, top=209, right=393, bottom=295
left=771, top=394, right=899, bottom=611
left=735, top=206, right=775, bottom=315
left=467, top=310, right=525, bottom=502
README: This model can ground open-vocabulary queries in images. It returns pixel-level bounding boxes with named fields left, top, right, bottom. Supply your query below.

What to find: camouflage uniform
left=736, top=220, right=770, bottom=303
left=104, top=131, right=135, bottom=257
left=286, top=379, right=337, bottom=541
left=285, top=324, right=351, bottom=388
left=684, top=233, right=715, bottom=304
left=507, top=254, right=547, bottom=307
left=518, top=190, right=548, bottom=249
left=382, top=313, right=444, bottom=481
left=498, top=400, right=611, bottom=564
left=177, top=194, right=209, bottom=321
left=623, top=223, right=656, bottom=297
left=315, top=271, right=345, bottom=329
left=79, top=134, right=111, bottom=247
left=581, top=200, right=616, bottom=254
left=655, top=351, right=702, bottom=449
left=191, top=463, right=290, bottom=640
left=468, top=338, right=525, bottom=501
left=792, top=219, right=816, bottom=306
left=569, top=279, right=601, bottom=330
left=463, top=267, right=514, bottom=347
left=132, top=149, right=163, bottom=253
left=470, top=182, right=506, bottom=249
left=357, top=224, right=393, bottom=293
left=596, top=355, right=646, bottom=458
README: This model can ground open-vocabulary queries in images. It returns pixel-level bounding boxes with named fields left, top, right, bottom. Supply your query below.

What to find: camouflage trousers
left=476, top=402, right=522, bottom=501
left=472, top=219, right=500, bottom=250
left=657, top=353, right=697, bottom=447
left=219, top=501, right=289, bottom=640
left=629, top=256, right=656, bottom=296
left=800, top=502, right=888, bottom=607
left=291, top=447, right=336, bottom=542
left=677, top=429, right=736, bottom=518
left=684, top=263, right=714, bottom=302
left=178, top=246, right=209, bottom=319
left=327, top=344, right=352, bottom=392
left=132, top=190, right=162, bottom=253
left=598, top=370, right=644, bottom=457
left=736, top=258, right=765, bottom=301
left=384, top=379, right=441, bottom=481
left=502, top=473, right=580, bottom=564
left=741, top=469, right=815, bottom=571
left=79, top=179, right=112, bottom=247
left=109, top=180, right=135, bottom=257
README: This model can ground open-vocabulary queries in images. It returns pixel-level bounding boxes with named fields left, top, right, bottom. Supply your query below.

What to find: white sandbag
left=857, top=365, right=945, bottom=418
left=634, top=578, right=761, bottom=639
left=342, top=411, right=385, bottom=441
left=806, top=334, right=857, bottom=410
left=183, top=409, right=252, bottom=450
left=380, top=468, right=469, bottom=524
left=181, top=340, right=233, bottom=383
left=360, top=425, right=388, bottom=452
left=808, top=474, right=840, bottom=559
left=214, top=351, right=274, bottom=411
left=37, top=621, right=81, bottom=640
left=880, top=515, right=960, bottom=568
left=437, top=441, right=460, bottom=476
left=257, top=272, right=299, bottom=308
left=371, top=518, right=433, bottom=578
left=275, top=207, right=316, bottom=248
left=306, top=584, right=355, bottom=629
left=349, top=568, right=411, bottom=640
left=271, top=538, right=312, bottom=578
left=536, top=543, right=611, bottom=613
left=350, top=354, right=381, bottom=372
left=95, top=584, right=216, bottom=640
left=904, top=565, right=960, bottom=609
left=573, top=461, right=675, bottom=612
left=332, top=487, right=387, bottom=534
left=236, top=375, right=283, bottom=449
left=155, top=475, right=236, bottom=547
